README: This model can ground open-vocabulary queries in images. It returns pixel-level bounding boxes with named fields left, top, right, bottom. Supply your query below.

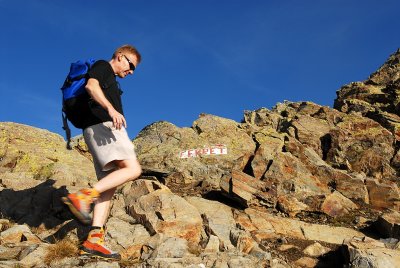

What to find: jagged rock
left=375, top=210, right=400, bottom=239
left=140, top=233, right=163, bottom=261
left=0, top=219, right=10, bottom=232
left=335, top=49, right=400, bottom=115
left=250, top=127, right=285, bottom=180
left=379, top=237, right=400, bottom=249
left=327, top=114, right=395, bottom=179
left=283, top=135, right=369, bottom=202
left=335, top=49, right=400, bottom=147
left=106, top=216, right=150, bottom=252
left=335, top=83, right=386, bottom=115
left=186, top=196, right=236, bottom=250
left=204, top=235, right=220, bottom=253
left=236, top=208, right=364, bottom=245
left=283, top=135, right=334, bottom=185
left=230, top=229, right=271, bottom=261
left=274, top=101, right=322, bottom=119
left=294, top=257, right=318, bottom=268
left=243, top=107, right=282, bottom=128
left=263, top=151, right=330, bottom=198
left=0, top=245, right=22, bottom=260
left=276, top=195, right=309, bottom=217
left=302, top=242, right=330, bottom=257
left=205, top=256, right=229, bottom=268
left=121, top=244, right=142, bottom=263
left=285, top=112, right=333, bottom=159
left=335, top=174, right=369, bottom=203
left=274, top=101, right=396, bottom=180
left=367, top=111, right=400, bottom=142
left=18, top=243, right=50, bottom=268
left=301, top=223, right=363, bottom=245
left=343, top=236, right=400, bottom=268
left=126, top=179, right=203, bottom=246
left=320, top=191, right=358, bottom=217
left=366, top=178, right=400, bottom=210
left=220, top=169, right=276, bottom=208
left=0, top=224, right=41, bottom=245
left=18, top=244, right=40, bottom=262
left=150, top=236, right=192, bottom=259
left=368, top=49, right=400, bottom=86
left=229, top=229, right=256, bottom=254
left=108, top=193, right=134, bottom=223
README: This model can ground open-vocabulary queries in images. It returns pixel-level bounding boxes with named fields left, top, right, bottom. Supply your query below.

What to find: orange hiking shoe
left=80, top=227, right=121, bottom=260
left=62, top=188, right=99, bottom=225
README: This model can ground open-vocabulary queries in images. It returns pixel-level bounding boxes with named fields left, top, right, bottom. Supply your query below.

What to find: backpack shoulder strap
left=62, top=107, right=72, bottom=150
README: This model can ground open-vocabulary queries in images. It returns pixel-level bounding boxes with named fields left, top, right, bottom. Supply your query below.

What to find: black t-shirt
left=82, top=60, right=124, bottom=128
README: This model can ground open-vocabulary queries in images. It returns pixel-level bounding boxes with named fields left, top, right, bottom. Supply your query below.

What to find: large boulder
left=326, top=114, right=395, bottom=179
left=0, top=122, right=95, bottom=189
left=125, top=179, right=204, bottom=246
left=133, top=114, right=255, bottom=187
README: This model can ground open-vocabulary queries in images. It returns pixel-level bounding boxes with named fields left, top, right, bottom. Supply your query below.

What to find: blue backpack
left=61, top=58, right=96, bottom=148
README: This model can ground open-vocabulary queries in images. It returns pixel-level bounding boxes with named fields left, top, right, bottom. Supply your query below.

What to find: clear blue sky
left=1, top=0, right=399, bottom=139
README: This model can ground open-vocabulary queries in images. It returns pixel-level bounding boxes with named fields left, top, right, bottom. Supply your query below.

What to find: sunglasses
left=123, top=54, right=136, bottom=71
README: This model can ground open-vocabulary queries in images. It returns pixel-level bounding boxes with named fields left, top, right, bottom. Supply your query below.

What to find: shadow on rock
left=316, top=245, right=346, bottom=268
left=0, top=179, right=74, bottom=230
left=42, top=219, right=91, bottom=244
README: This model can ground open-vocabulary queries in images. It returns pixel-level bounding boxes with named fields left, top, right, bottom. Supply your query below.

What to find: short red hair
left=113, top=44, right=141, bottom=63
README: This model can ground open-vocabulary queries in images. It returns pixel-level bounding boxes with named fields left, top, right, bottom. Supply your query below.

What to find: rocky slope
left=1, top=49, right=400, bottom=267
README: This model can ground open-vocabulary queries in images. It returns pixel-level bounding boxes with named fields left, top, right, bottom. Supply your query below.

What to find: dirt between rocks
left=164, top=180, right=388, bottom=267
left=264, top=237, right=344, bottom=267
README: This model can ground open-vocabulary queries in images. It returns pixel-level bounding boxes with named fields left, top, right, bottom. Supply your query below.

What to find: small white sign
left=179, top=144, right=228, bottom=158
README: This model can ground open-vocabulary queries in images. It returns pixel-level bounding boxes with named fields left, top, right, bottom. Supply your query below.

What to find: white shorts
left=83, top=121, right=137, bottom=179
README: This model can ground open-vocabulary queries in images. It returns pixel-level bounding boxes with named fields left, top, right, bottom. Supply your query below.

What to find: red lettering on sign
left=179, top=145, right=227, bottom=158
